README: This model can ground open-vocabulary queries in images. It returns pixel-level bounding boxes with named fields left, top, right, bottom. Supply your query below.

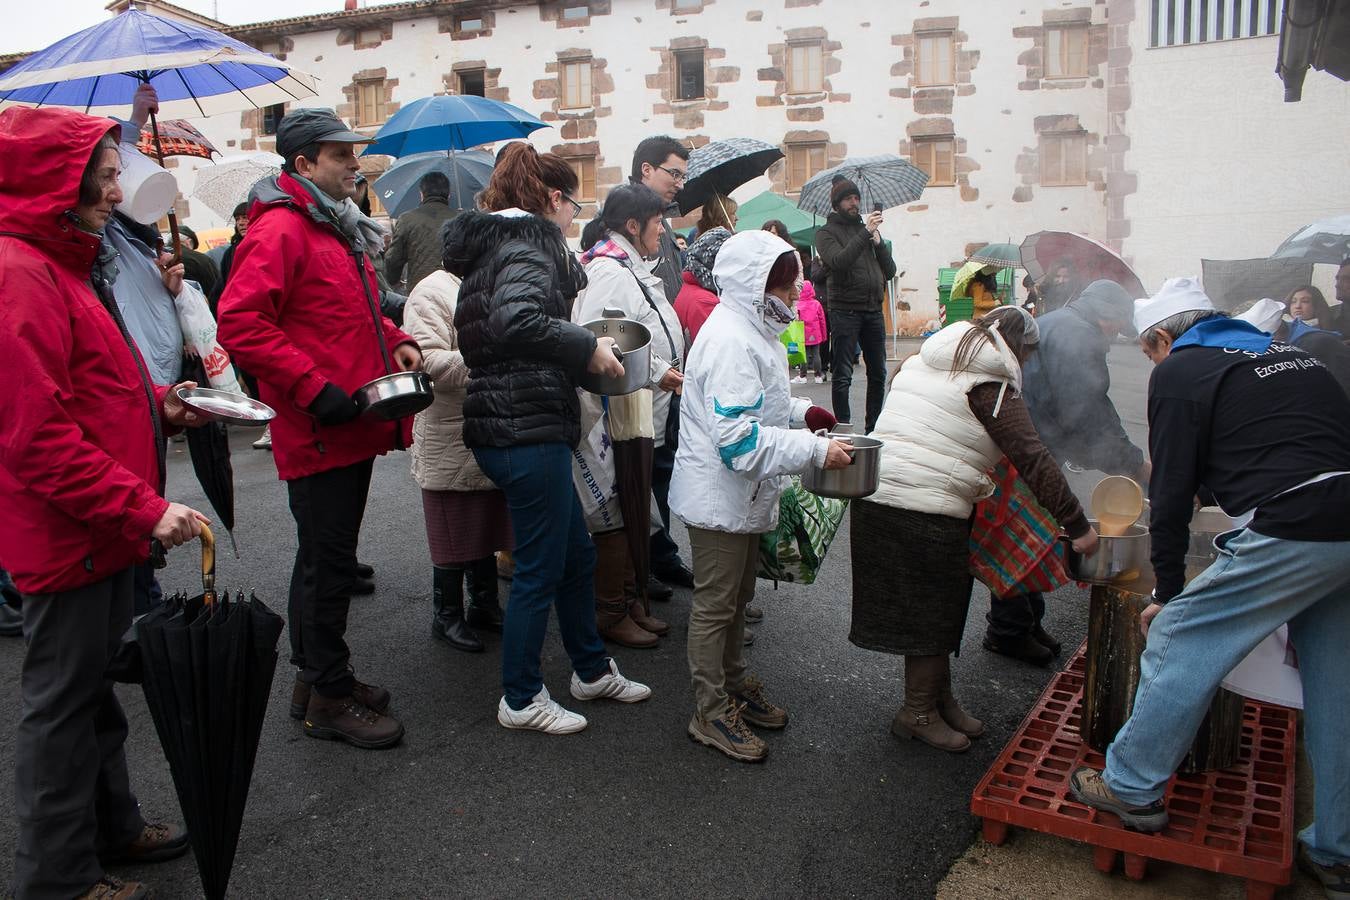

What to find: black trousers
left=650, top=394, right=682, bottom=568
left=15, top=568, right=145, bottom=899
left=986, top=591, right=1045, bottom=641
left=286, top=459, right=374, bottom=698
left=829, top=308, right=888, bottom=433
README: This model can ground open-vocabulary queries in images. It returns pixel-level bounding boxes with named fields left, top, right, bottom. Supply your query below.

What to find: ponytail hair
left=479, top=142, right=578, bottom=215
left=950, top=306, right=1040, bottom=376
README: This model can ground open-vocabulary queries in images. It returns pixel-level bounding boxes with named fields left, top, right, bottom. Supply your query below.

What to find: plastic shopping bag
left=174, top=280, right=242, bottom=395
left=779, top=319, right=807, bottom=366
left=757, top=475, right=847, bottom=585
left=1221, top=625, right=1303, bottom=709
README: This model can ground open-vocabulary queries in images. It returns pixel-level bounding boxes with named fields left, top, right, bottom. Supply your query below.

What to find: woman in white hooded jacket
left=671, top=229, right=852, bottom=763
left=850, top=307, right=1098, bottom=754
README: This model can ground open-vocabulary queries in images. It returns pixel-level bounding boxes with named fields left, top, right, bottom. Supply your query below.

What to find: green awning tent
left=734, top=191, right=822, bottom=247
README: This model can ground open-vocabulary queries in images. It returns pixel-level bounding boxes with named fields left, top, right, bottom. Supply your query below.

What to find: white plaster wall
left=1121, top=17, right=1350, bottom=295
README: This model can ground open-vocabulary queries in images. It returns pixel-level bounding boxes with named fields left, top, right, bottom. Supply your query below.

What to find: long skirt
left=421, top=488, right=513, bottom=566
left=848, top=499, right=974, bottom=656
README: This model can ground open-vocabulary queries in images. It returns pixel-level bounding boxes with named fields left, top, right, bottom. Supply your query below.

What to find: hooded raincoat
left=670, top=231, right=829, bottom=534
left=0, top=108, right=173, bottom=594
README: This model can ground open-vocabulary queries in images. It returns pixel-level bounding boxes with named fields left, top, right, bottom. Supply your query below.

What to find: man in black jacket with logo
left=813, top=177, right=896, bottom=433
left=1069, top=279, right=1350, bottom=897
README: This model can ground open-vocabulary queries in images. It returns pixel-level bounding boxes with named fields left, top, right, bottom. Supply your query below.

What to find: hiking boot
left=1068, top=767, right=1168, bottom=832
left=743, top=628, right=756, bottom=647
left=982, top=633, right=1054, bottom=667
left=289, top=674, right=390, bottom=720
left=498, top=687, right=587, bottom=735
left=744, top=604, right=764, bottom=622
left=304, top=694, right=404, bottom=749
left=570, top=658, right=652, bottom=703
left=76, top=876, right=148, bottom=900
left=688, top=702, right=767, bottom=763
left=1300, top=843, right=1350, bottom=898
left=731, top=676, right=788, bottom=729
left=1033, top=624, right=1063, bottom=656
left=100, top=822, right=189, bottom=865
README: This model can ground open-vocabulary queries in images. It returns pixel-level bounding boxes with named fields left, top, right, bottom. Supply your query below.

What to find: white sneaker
left=814, top=375, right=824, bottom=383
left=791, top=375, right=807, bottom=384
left=251, top=426, right=272, bottom=450
left=497, top=687, right=588, bottom=734
left=570, top=658, right=652, bottom=703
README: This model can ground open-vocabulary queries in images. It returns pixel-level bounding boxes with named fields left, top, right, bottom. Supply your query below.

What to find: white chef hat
left=1234, top=298, right=1286, bottom=334
left=1133, top=276, right=1215, bottom=335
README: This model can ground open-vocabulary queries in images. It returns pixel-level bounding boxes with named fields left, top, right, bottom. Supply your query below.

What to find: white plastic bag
left=571, top=391, right=622, bottom=533
left=173, top=280, right=242, bottom=395
left=1221, top=625, right=1303, bottom=709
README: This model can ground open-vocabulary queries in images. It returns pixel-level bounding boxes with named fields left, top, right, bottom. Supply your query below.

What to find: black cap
left=276, top=108, right=372, bottom=161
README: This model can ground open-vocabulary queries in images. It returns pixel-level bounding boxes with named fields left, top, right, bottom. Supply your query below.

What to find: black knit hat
left=830, top=175, right=860, bottom=209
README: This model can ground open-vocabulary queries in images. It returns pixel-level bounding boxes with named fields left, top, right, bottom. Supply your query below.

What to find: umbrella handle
left=199, top=522, right=217, bottom=608
left=145, top=107, right=183, bottom=264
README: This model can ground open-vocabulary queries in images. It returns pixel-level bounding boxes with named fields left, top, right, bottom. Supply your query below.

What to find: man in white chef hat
left=1069, top=276, right=1350, bottom=895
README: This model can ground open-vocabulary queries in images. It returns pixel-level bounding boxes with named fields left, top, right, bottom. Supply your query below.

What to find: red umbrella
left=1020, top=231, right=1146, bottom=299
left=137, top=119, right=217, bottom=160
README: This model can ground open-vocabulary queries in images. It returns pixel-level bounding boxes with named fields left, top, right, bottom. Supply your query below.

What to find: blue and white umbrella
left=361, top=94, right=548, bottom=158
left=796, top=154, right=929, bottom=217
left=0, top=9, right=318, bottom=118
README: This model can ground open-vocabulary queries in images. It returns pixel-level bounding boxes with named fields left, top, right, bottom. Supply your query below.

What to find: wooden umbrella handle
left=199, top=522, right=216, bottom=607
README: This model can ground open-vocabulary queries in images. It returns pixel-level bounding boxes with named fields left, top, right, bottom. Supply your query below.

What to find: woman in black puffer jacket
left=443, top=142, right=651, bottom=734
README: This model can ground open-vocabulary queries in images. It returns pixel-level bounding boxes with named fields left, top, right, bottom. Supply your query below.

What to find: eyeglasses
left=563, top=194, right=583, bottom=216
left=656, top=165, right=687, bottom=184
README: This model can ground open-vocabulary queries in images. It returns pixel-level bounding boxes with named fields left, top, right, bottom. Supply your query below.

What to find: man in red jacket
left=218, top=109, right=422, bottom=750
left=0, top=107, right=204, bottom=900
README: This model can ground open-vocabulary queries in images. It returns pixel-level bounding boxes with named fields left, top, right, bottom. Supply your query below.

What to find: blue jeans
left=1103, top=528, right=1350, bottom=866
left=473, top=443, right=609, bottom=710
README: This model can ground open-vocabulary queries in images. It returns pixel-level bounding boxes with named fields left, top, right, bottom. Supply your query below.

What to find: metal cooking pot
left=801, top=431, right=884, bottom=499
left=1063, top=518, right=1151, bottom=585
left=578, top=308, right=651, bottom=396
left=352, top=371, right=435, bottom=420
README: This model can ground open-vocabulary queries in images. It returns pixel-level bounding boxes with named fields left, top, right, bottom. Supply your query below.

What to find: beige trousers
left=686, top=527, right=760, bottom=721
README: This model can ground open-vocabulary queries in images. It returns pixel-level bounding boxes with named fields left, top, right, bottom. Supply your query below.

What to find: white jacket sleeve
left=707, top=351, right=828, bottom=479
left=578, top=260, right=674, bottom=386
left=788, top=396, right=813, bottom=427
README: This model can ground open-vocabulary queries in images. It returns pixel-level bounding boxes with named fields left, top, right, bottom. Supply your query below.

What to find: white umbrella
left=192, top=153, right=282, bottom=219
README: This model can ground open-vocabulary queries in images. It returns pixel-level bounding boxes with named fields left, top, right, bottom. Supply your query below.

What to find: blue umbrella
left=374, top=150, right=495, bottom=218
left=360, top=94, right=548, bottom=158
left=0, top=9, right=318, bottom=119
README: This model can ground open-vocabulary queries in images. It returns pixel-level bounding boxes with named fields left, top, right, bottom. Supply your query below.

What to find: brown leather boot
left=290, top=673, right=391, bottom=720
left=891, top=655, right=971, bottom=753
left=935, top=654, right=984, bottom=738
left=304, top=693, right=404, bottom=749
left=593, top=531, right=657, bottom=648
left=623, top=566, right=669, bottom=636
left=76, top=876, right=148, bottom=900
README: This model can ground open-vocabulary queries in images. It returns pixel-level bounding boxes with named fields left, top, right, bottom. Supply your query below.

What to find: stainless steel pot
left=578, top=308, right=652, bottom=396
left=801, top=431, right=884, bottom=499
left=1063, top=518, right=1151, bottom=585
left=352, top=371, right=435, bottom=420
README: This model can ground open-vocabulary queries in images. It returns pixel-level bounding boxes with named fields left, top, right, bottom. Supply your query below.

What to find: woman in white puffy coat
left=403, top=268, right=511, bottom=654
left=671, top=229, right=851, bottom=763
left=850, top=307, right=1098, bottom=754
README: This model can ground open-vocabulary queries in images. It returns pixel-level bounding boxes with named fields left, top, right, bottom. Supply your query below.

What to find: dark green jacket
left=813, top=211, right=896, bottom=312
left=385, top=197, right=457, bottom=292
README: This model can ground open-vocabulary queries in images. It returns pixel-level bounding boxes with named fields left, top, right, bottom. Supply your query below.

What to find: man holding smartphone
left=814, top=178, right=896, bottom=434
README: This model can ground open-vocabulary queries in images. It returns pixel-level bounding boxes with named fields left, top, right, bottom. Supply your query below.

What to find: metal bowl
left=176, top=387, right=275, bottom=427
left=801, top=432, right=884, bottom=499
left=352, top=371, right=435, bottom=421
left=578, top=308, right=651, bottom=396
left=1064, top=519, right=1151, bottom=585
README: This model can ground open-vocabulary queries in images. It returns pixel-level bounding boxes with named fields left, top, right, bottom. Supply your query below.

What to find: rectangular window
left=912, top=137, right=955, bottom=186
left=784, top=142, right=827, bottom=193
left=785, top=41, right=824, bottom=94
left=1040, top=132, right=1087, bottom=186
left=355, top=80, right=386, bottom=126
left=256, top=40, right=283, bottom=56
left=914, top=31, right=954, bottom=86
left=559, top=58, right=592, bottom=109
left=357, top=27, right=383, bottom=45
left=1045, top=25, right=1089, bottom=78
left=562, top=4, right=588, bottom=19
left=455, top=16, right=484, bottom=34
left=672, top=0, right=700, bottom=10
left=567, top=157, right=597, bottom=202
left=261, top=103, right=284, bottom=136
left=675, top=50, right=705, bottom=100
left=1149, top=0, right=1279, bottom=47
left=458, top=69, right=486, bottom=97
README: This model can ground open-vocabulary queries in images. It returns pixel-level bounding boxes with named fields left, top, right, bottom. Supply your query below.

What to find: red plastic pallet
left=970, top=644, right=1297, bottom=900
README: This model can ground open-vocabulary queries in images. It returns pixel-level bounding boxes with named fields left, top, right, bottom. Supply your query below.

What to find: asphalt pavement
left=0, top=342, right=1155, bottom=899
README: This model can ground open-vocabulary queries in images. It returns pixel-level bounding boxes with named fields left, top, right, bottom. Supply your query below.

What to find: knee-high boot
left=891, top=654, right=971, bottom=752
left=593, top=531, right=657, bottom=649
left=464, top=556, right=505, bottom=632
left=934, top=654, right=984, bottom=738
left=432, top=565, right=484, bottom=653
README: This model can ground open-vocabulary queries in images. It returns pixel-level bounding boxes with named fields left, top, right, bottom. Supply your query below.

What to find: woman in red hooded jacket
left=0, top=107, right=203, bottom=900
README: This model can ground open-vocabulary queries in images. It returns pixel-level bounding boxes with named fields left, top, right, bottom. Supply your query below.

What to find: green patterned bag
left=757, top=475, right=848, bottom=585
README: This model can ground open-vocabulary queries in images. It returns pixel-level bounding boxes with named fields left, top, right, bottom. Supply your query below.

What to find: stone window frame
left=353, top=77, right=388, bottom=127
left=346, top=22, right=393, bottom=51
left=664, top=0, right=707, bottom=14
left=784, top=39, right=825, bottom=94
left=1039, top=129, right=1088, bottom=187
left=673, top=48, right=706, bottom=100
left=457, top=67, right=487, bottom=97
left=566, top=156, right=598, bottom=202
left=1014, top=9, right=1106, bottom=91
left=260, top=103, right=285, bottom=136
left=1044, top=23, right=1090, bottom=80
left=445, top=61, right=510, bottom=102
left=455, top=14, right=487, bottom=35
left=783, top=141, right=827, bottom=194
left=340, top=69, right=400, bottom=132
left=913, top=29, right=955, bottom=87
left=911, top=135, right=955, bottom=187
left=557, top=55, right=594, bottom=110
left=561, top=3, right=590, bottom=21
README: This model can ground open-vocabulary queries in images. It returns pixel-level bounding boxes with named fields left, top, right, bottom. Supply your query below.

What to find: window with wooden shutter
left=1045, top=26, right=1089, bottom=78
left=785, top=42, right=824, bottom=94
left=914, top=31, right=954, bottom=86
left=912, top=137, right=955, bottom=186
left=1040, top=132, right=1087, bottom=186
left=559, top=59, right=593, bottom=109
left=355, top=80, right=386, bottom=126
left=567, top=157, right=597, bottom=202
left=785, top=142, right=827, bottom=193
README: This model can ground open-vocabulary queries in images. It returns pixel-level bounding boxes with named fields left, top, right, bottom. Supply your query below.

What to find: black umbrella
left=137, top=525, right=284, bottom=900
left=607, top=391, right=655, bottom=614
left=182, top=355, right=238, bottom=555
left=676, top=137, right=784, bottom=215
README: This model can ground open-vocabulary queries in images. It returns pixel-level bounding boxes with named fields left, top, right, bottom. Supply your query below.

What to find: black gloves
left=308, top=382, right=360, bottom=427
